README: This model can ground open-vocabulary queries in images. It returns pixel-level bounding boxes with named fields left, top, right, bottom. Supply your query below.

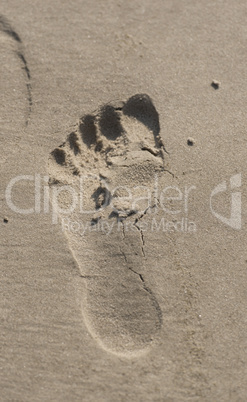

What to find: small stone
left=211, top=80, right=220, bottom=89
left=187, top=137, right=195, bottom=146
left=3, top=217, right=8, bottom=223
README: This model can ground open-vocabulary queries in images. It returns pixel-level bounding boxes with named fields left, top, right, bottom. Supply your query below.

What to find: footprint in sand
left=48, top=94, right=167, bottom=356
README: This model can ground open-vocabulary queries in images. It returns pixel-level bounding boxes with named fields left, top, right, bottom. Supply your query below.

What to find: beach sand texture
left=1, top=1, right=247, bottom=400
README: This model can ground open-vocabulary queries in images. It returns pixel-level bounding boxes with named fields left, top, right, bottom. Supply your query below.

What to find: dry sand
left=1, top=1, right=247, bottom=400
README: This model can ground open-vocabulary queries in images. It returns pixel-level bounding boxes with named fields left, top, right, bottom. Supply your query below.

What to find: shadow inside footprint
left=51, top=147, right=67, bottom=165
left=122, top=93, right=160, bottom=147
left=98, top=105, right=124, bottom=141
left=68, top=132, right=81, bottom=155
left=79, top=115, right=97, bottom=148
left=92, top=186, right=111, bottom=210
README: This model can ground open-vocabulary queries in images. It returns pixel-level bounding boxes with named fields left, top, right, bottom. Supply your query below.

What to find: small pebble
left=211, top=80, right=220, bottom=90
left=187, top=137, right=195, bottom=146
left=3, top=217, right=8, bottom=223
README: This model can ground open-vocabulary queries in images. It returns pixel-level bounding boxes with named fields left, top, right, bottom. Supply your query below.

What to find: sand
left=1, top=1, right=247, bottom=400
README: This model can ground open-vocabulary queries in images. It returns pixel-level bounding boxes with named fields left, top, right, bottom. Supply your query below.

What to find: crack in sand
left=119, top=246, right=163, bottom=329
